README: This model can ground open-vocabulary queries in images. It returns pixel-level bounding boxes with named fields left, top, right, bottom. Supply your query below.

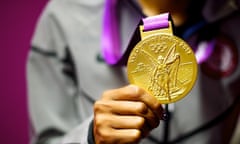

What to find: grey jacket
left=27, top=0, right=240, bottom=143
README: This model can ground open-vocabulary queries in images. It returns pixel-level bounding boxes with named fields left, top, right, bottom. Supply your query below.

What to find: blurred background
left=0, top=0, right=47, bottom=143
left=0, top=0, right=239, bottom=144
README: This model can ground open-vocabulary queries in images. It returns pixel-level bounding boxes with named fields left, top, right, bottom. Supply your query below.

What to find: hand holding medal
left=127, top=13, right=198, bottom=104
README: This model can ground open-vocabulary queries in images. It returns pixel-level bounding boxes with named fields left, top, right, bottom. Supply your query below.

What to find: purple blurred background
left=0, top=0, right=48, bottom=143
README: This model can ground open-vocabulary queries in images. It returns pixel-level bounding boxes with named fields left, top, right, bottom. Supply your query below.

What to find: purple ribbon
left=143, top=12, right=169, bottom=31
left=195, top=39, right=215, bottom=64
left=101, top=0, right=121, bottom=65
left=101, top=2, right=213, bottom=65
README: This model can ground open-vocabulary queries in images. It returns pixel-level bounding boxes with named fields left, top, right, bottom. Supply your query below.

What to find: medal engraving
left=127, top=34, right=198, bottom=104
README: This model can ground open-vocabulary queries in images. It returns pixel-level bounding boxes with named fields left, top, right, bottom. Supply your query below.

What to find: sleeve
left=26, top=3, right=94, bottom=144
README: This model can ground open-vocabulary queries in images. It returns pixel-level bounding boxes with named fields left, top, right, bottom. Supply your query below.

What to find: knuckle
left=94, top=114, right=105, bottom=128
left=153, top=102, right=162, bottom=110
left=102, top=90, right=111, bottom=99
left=93, top=100, right=111, bottom=113
left=93, top=101, right=103, bottom=112
left=152, top=102, right=162, bottom=114
left=98, top=128, right=109, bottom=138
left=95, top=128, right=111, bottom=144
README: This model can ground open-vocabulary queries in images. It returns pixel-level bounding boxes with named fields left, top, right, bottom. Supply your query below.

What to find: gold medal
left=127, top=19, right=198, bottom=104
